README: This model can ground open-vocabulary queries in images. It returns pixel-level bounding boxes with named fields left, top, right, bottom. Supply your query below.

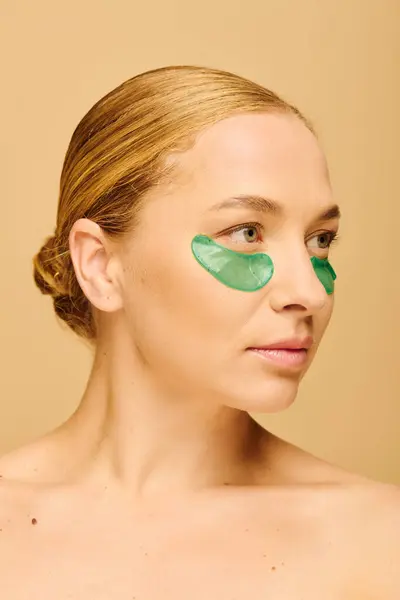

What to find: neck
left=62, top=332, right=272, bottom=498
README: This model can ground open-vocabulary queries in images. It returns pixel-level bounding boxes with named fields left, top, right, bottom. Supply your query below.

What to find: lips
left=246, top=336, right=313, bottom=370
left=248, top=336, right=314, bottom=352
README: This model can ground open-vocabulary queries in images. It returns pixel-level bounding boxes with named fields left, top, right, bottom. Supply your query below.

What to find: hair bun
left=33, top=235, right=68, bottom=298
left=33, top=234, right=93, bottom=339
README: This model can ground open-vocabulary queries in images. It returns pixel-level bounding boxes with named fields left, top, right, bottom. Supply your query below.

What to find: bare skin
left=1, top=113, right=398, bottom=598
left=0, top=434, right=398, bottom=599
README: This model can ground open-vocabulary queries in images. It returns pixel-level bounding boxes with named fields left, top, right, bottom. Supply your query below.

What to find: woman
left=0, top=65, right=398, bottom=598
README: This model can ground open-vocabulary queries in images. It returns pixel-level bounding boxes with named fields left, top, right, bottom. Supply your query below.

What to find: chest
left=0, top=517, right=364, bottom=600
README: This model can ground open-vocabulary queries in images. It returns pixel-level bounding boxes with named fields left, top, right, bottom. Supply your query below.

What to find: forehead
left=171, top=112, right=332, bottom=209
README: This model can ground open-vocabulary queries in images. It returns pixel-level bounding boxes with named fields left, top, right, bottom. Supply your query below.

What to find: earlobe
left=69, top=219, right=123, bottom=313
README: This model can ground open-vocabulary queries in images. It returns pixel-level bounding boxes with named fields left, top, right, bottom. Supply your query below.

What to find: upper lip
left=248, top=336, right=314, bottom=351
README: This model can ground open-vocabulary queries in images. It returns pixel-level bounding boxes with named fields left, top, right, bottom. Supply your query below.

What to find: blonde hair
left=33, top=65, right=310, bottom=341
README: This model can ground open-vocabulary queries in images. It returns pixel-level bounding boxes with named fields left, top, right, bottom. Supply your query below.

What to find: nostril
left=282, top=303, right=309, bottom=312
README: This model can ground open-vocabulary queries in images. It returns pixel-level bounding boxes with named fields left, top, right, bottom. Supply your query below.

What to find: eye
left=307, top=231, right=338, bottom=254
left=227, top=223, right=263, bottom=244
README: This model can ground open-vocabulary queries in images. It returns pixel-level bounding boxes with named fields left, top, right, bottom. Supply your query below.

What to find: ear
left=69, top=218, right=123, bottom=313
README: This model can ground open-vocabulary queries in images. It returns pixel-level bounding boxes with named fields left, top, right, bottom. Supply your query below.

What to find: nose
left=268, top=250, right=330, bottom=315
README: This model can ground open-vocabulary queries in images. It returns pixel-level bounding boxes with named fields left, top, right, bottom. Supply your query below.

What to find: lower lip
left=247, top=348, right=309, bottom=369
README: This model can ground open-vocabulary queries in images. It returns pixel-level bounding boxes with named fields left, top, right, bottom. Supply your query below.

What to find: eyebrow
left=209, top=194, right=341, bottom=221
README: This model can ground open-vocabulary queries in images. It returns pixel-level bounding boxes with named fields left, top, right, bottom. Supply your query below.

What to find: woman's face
left=118, top=113, right=340, bottom=412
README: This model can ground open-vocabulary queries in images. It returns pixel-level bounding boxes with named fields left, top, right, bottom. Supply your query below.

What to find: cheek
left=121, top=243, right=256, bottom=371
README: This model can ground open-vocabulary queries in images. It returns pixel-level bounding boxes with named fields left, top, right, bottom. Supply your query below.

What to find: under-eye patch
left=191, top=234, right=337, bottom=295
left=191, top=234, right=274, bottom=292
left=310, top=256, right=336, bottom=295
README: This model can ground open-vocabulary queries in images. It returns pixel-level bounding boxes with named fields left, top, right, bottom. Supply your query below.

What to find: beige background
left=0, top=0, right=399, bottom=483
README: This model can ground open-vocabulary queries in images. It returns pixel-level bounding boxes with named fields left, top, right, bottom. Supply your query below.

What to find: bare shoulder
left=348, top=478, right=400, bottom=534
left=266, top=433, right=387, bottom=486
left=267, top=435, right=400, bottom=594
left=0, top=442, right=48, bottom=520
left=0, top=426, right=69, bottom=484
left=301, top=459, right=400, bottom=596
left=0, top=472, right=39, bottom=556
left=361, top=482, right=400, bottom=545
left=348, top=481, right=400, bottom=598
left=315, top=480, right=400, bottom=598
left=0, top=435, right=66, bottom=532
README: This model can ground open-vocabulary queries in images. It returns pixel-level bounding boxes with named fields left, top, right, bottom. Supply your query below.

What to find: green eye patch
left=191, top=234, right=274, bottom=292
left=191, top=235, right=336, bottom=294
left=310, top=256, right=337, bottom=295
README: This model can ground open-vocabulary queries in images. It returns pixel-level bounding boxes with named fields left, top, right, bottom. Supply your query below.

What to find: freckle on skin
left=31, top=518, right=38, bottom=525
left=271, top=566, right=276, bottom=571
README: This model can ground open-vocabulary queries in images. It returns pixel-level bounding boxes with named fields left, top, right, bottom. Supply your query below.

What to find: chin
left=222, top=373, right=302, bottom=414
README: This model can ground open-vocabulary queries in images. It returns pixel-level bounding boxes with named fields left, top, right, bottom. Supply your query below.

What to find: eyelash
left=222, top=222, right=340, bottom=250
left=310, top=231, right=340, bottom=249
left=226, top=222, right=264, bottom=242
